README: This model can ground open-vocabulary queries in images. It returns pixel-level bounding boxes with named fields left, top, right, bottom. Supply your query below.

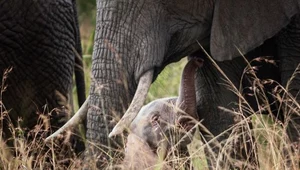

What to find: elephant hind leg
left=278, top=56, right=300, bottom=143
left=196, top=56, right=259, bottom=169
left=277, top=14, right=300, bottom=155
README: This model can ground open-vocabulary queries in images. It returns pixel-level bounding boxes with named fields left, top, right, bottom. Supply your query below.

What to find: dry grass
left=0, top=116, right=84, bottom=170
left=1, top=55, right=300, bottom=169
left=0, top=68, right=84, bottom=169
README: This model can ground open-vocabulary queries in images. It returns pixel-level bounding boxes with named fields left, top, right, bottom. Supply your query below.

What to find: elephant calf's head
left=129, top=97, right=178, bottom=150
left=123, top=58, right=203, bottom=169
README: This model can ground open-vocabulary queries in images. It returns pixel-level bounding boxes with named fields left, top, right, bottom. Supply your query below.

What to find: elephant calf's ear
left=210, top=0, right=300, bottom=61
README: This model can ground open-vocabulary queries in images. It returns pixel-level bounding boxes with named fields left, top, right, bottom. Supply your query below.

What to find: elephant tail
left=74, top=49, right=86, bottom=106
left=72, top=0, right=86, bottom=107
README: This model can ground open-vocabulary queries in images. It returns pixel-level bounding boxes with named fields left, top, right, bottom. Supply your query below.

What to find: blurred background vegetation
left=75, top=0, right=186, bottom=107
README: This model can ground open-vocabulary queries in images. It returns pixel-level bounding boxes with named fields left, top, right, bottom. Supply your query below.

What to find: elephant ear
left=210, top=0, right=300, bottom=61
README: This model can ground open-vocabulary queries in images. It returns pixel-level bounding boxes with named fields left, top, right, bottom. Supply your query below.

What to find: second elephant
left=0, top=0, right=85, bottom=152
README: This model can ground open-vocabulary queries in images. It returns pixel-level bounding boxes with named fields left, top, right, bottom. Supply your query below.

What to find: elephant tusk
left=109, top=70, right=154, bottom=138
left=45, top=95, right=90, bottom=142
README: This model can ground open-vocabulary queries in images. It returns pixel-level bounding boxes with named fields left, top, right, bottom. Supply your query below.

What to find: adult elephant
left=0, top=0, right=85, bottom=151
left=50, top=0, right=300, bottom=169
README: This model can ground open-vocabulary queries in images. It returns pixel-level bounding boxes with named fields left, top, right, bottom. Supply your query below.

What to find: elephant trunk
left=85, top=2, right=155, bottom=165
left=176, top=58, right=203, bottom=119
left=85, top=1, right=168, bottom=166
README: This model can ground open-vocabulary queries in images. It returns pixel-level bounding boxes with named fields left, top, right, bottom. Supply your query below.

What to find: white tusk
left=109, top=70, right=154, bottom=137
left=45, top=95, right=90, bottom=142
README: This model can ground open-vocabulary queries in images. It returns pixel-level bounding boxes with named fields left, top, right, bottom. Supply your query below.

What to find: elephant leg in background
left=277, top=14, right=300, bottom=147
left=0, top=0, right=85, bottom=158
left=195, top=56, right=257, bottom=169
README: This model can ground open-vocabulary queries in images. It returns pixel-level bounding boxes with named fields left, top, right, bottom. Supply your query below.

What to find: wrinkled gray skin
left=87, top=0, right=300, bottom=168
left=0, top=0, right=85, bottom=150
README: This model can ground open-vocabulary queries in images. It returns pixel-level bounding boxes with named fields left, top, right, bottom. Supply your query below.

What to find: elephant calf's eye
left=151, top=114, right=160, bottom=127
